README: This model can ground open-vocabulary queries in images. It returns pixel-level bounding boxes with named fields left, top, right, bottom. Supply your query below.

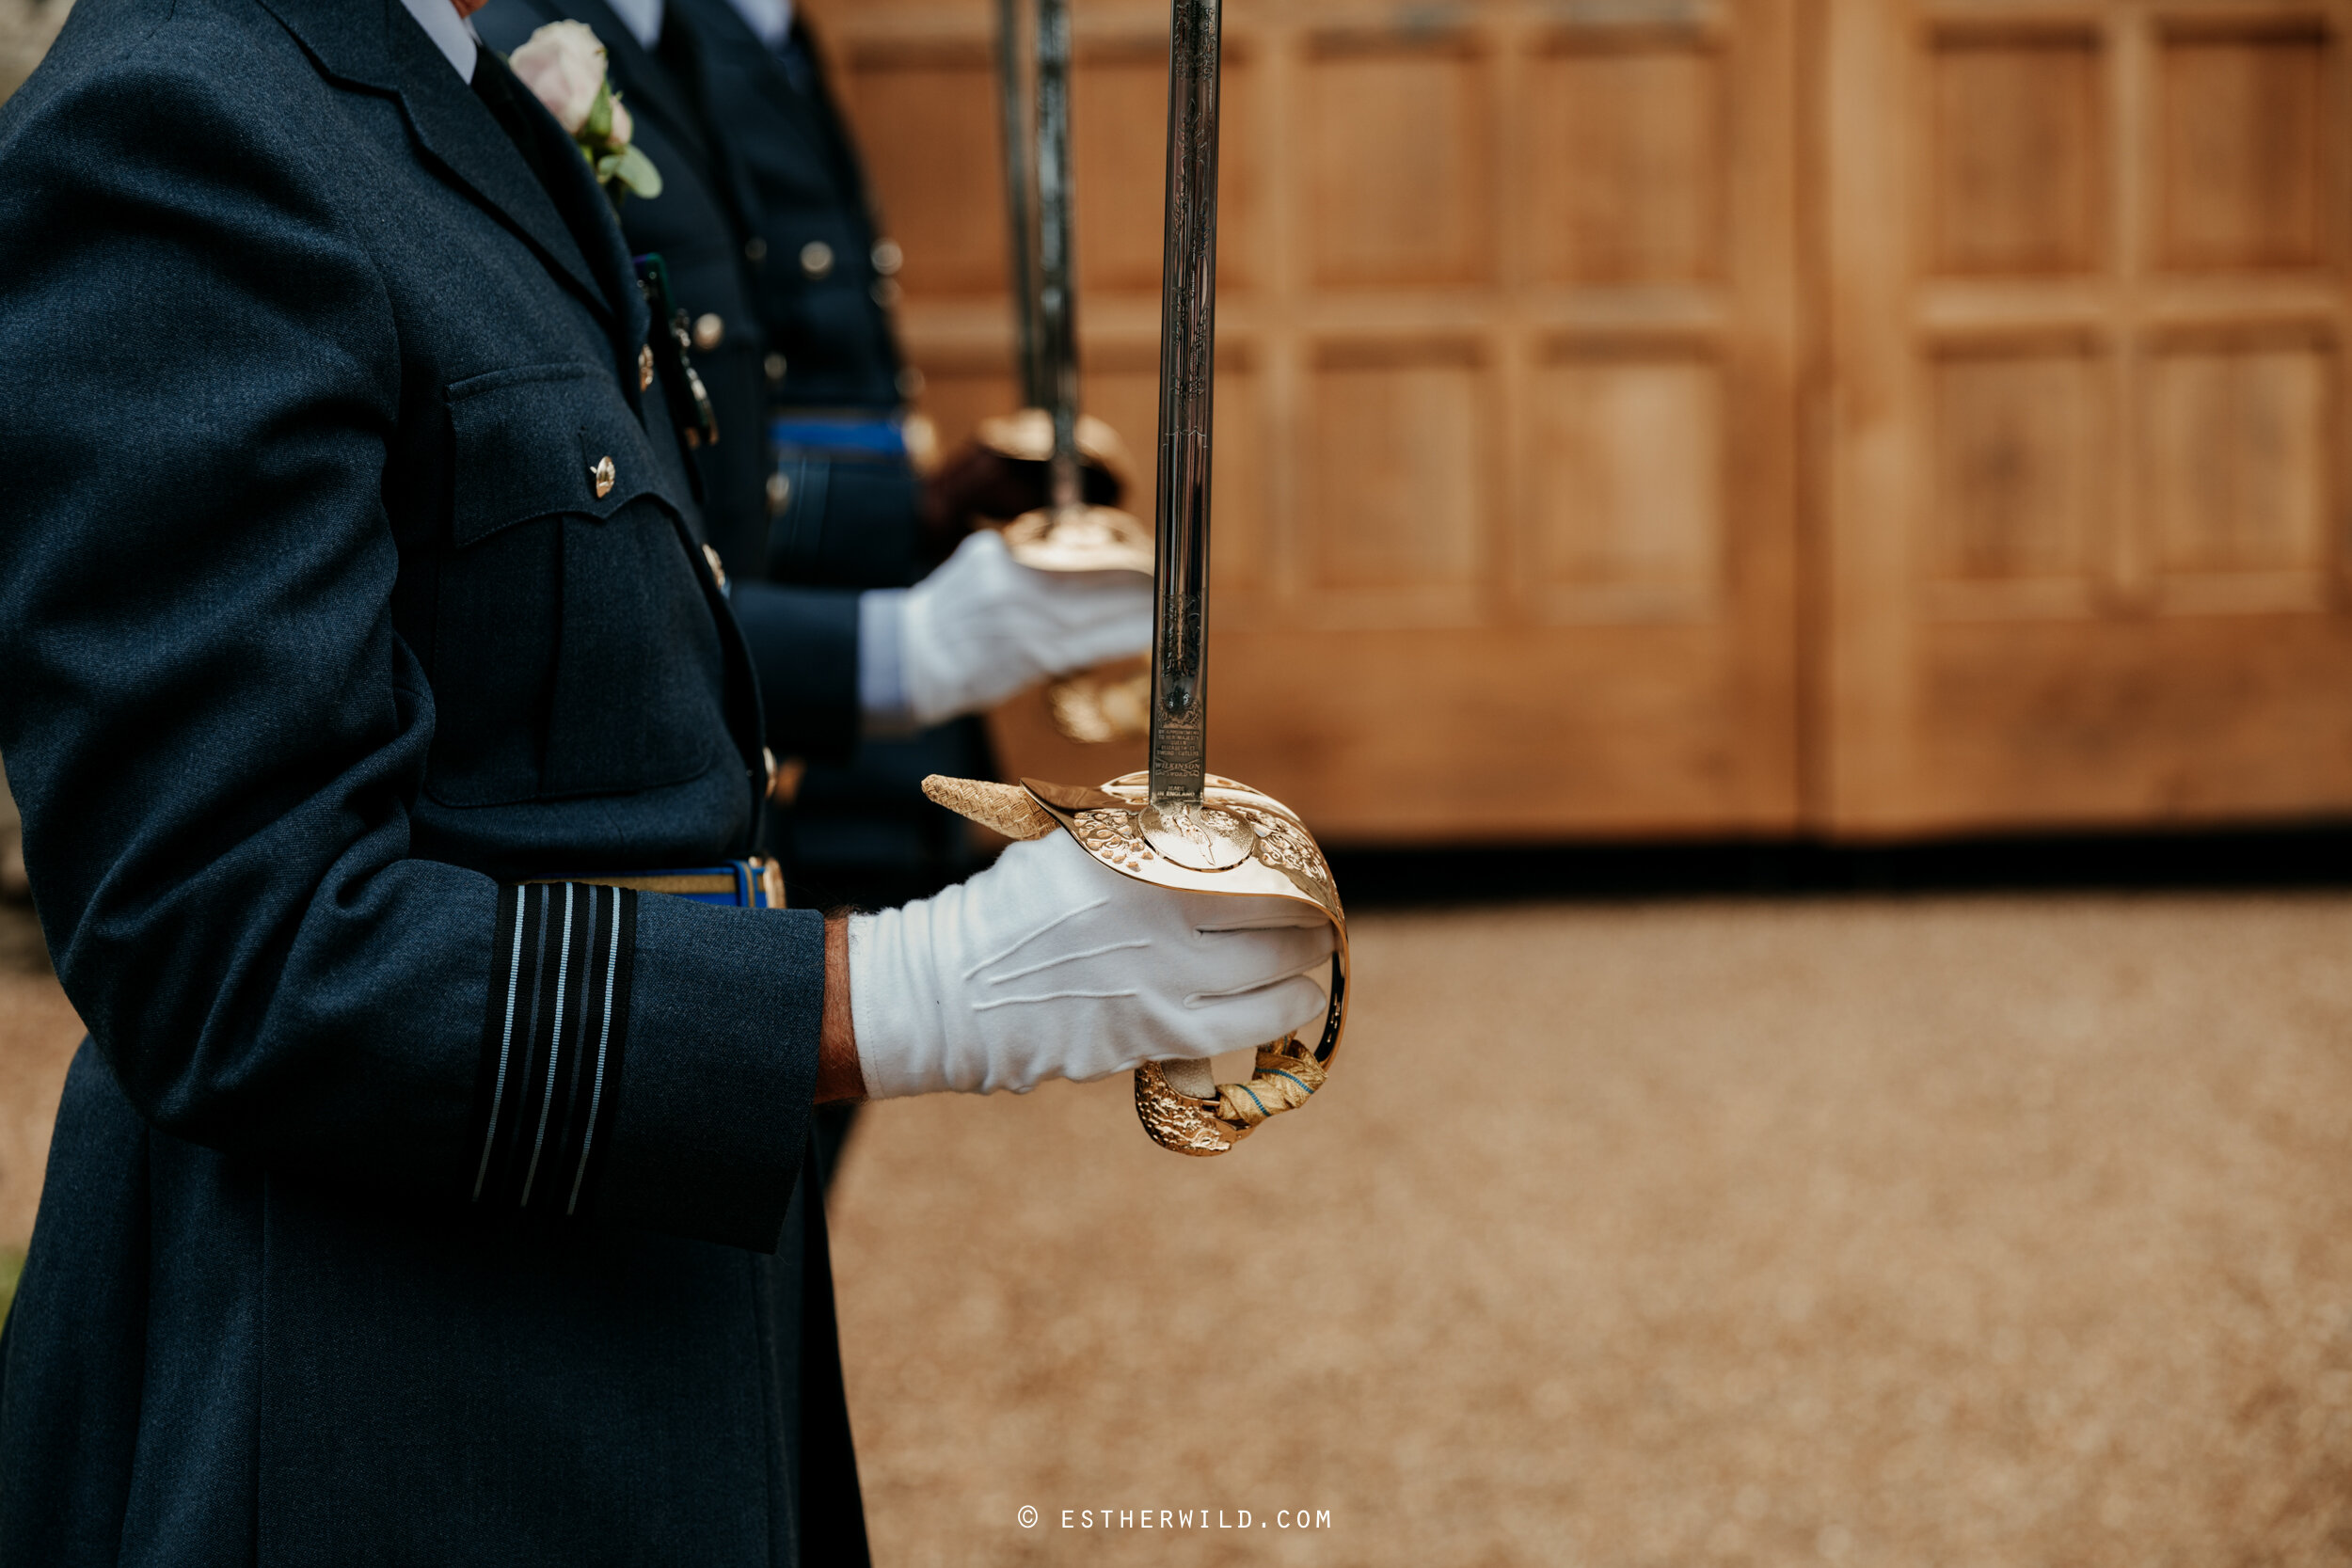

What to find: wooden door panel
left=1304, top=341, right=1490, bottom=618
left=1529, top=348, right=1726, bottom=623
left=841, top=42, right=1007, bottom=298
left=1529, top=40, right=1727, bottom=286
left=990, top=623, right=1785, bottom=840
left=1079, top=347, right=1275, bottom=596
left=1914, top=617, right=2352, bottom=821
left=1823, top=0, right=2352, bottom=835
left=1070, top=45, right=1173, bottom=295
left=818, top=0, right=1801, bottom=843
left=2157, top=24, right=2333, bottom=269
left=1301, top=34, right=1494, bottom=291
left=2145, top=338, right=2332, bottom=583
left=1928, top=32, right=2106, bottom=276
left=1926, top=340, right=2107, bottom=607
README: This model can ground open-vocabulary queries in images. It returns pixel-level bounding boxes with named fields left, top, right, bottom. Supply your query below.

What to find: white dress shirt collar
left=723, top=0, right=794, bottom=50
left=605, top=0, right=665, bottom=48
left=397, top=0, right=481, bottom=83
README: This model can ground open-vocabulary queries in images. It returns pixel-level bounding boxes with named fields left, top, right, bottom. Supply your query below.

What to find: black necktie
left=470, top=49, right=565, bottom=208
left=469, top=48, right=639, bottom=340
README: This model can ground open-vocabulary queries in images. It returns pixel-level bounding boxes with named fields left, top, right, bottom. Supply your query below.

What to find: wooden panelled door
left=1821, top=0, right=2352, bottom=833
left=813, top=0, right=1804, bottom=843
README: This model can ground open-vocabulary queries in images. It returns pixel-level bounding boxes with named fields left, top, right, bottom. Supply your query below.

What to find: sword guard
left=921, top=770, right=1349, bottom=1157
left=1000, top=502, right=1152, bottom=577
left=1043, top=658, right=1150, bottom=744
left=975, top=406, right=1138, bottom=492
left=1004, top=502, right=1152, bottom=746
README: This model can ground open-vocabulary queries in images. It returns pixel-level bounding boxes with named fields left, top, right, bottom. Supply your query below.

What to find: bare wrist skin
left=817, top=913, right=866, bottom=1103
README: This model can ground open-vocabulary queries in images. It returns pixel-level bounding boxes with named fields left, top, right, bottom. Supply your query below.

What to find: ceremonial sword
left=1141, top=0, right=1225, bottom=851
left=985, top=0, right=1150, bottom=576
left=1033, top=0, right=1082, bottom=519
left=993, top=0, right=1049, bottom=411
left=977, top=0, right=1153, bottom=739
left=926, top=0, right=1349, bottom=1156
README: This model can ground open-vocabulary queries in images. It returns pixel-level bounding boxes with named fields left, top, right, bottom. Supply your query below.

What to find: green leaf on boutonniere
left=601, top=143, right=663, bottom=200
left=582, top=80, right=614, bottom=147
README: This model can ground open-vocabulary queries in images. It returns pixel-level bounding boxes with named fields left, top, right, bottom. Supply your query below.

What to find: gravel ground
left=0, top=901, right=75, bottom=1260
left=825, top=896, right=2352, bottom=1567
left=2, top=895, right=2350, bottom=1563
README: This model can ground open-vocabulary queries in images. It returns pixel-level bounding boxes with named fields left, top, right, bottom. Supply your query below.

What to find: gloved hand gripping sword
left=926, top=0, right=1348, bottom=1156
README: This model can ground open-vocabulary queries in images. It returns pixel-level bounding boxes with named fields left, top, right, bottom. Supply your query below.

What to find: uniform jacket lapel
left=781, top=21, right=879, bottom=213
left=260, top=0, right=650, bottom=381
left=630, top=3, right=763, bottom=250
left=572, top=0, right=711, bottom=172
left=669, top=1, right=876, bottom=246
left=664, top=0, right=787, bottom=240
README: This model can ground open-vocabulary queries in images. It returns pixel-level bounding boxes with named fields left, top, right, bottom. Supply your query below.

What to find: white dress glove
left=847, top=831, right=1336, bottom=1099
left=896, top=530, right=1152, bottom=727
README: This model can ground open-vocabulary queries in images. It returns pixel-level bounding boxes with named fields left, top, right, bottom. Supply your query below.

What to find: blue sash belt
left=764, top=413, right=918, bottom=579
left=768, top=414, right=907, bottom=462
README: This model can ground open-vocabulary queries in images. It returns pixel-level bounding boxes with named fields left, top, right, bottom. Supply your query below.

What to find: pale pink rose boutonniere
left=508, top=21, right=662, bottom=203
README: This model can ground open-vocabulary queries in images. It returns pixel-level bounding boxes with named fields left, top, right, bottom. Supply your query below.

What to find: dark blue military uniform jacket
left=0, top=0, right=866, bottom=1560
left=472, top=0, right=993, bottom=905
left=675, top=0, right=900, bottom=413
left=485, top=0, right=927, bottom=595
left=675, top=0, right=931, bottom=590
left=476, top=0, right=876, bottom=763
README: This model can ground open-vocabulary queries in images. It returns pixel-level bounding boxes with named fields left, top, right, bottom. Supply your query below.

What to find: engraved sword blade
left=994, top=0, right=1048, bottom=408
left=1034, top=0, right=1083, bottom=512
left=1147, top=0, right=1220, bottom=812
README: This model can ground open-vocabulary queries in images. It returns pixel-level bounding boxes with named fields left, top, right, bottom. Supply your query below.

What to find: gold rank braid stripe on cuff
left=922, top=773, right=1348, bottom=1156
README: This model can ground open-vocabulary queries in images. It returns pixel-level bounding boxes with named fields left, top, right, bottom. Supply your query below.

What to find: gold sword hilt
left=922, top=773, right=1348, bottom=1157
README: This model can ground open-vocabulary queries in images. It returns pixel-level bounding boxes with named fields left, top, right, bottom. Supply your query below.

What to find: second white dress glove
left=897, top=530, right=1152, bottom=727
left=847, top=831, right=1336, bottom=1099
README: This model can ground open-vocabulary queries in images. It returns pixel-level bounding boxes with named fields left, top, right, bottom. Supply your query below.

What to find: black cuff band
left=469, top=882, right=640, bottom=1218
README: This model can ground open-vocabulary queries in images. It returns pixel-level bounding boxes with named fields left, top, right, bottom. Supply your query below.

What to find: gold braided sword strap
left=1132, top=1041, right=1326, bottom=1156
left=1220, top=1040, right=1327, bottom=1127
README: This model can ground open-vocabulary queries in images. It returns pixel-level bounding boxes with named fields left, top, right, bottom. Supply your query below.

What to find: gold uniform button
left=800, top=240, right=834, bottom=279
left=638, top=343, right=654, bottom=391
left=763, top=352, right=787, bottom=385
left=702, top=543, right=728, bottom=590
left=591, top=455, right=615, bottom=499
left=870, top=238, right=902, bottom=276
left=765, top=470, right=792, bottom=515
left=691, top=312, right=725, bottom=352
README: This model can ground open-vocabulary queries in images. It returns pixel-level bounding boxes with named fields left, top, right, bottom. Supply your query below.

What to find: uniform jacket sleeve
left=730, top=581, right=864, bottom=765
left=763, top=453, right=927, bottom=590
left=0, top=22, right=817, bottom=1252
